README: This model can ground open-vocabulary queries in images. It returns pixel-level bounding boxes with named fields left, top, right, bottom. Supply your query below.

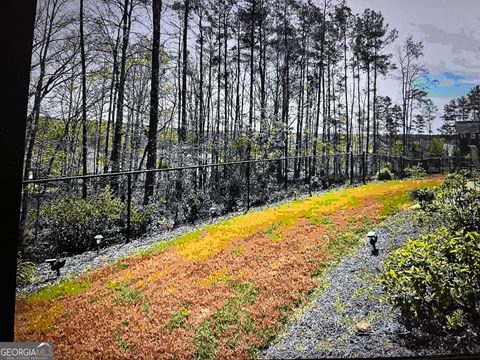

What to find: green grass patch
left=378, top=193, right=411, bottom=219
left=193, top=281, right=259, bottom=359
left=113, top=319, right=131, bottom=350
left=113, top=259, right=129, bottom=270
left=108, top=280, right=143, bottom=306
left=308, top=216, right=332, bottom=227
left=232, top=246, right=242, bottom=256
left=333, top=296, right=347, bottom=314
left=165, top=309, right=190, bottom=332
left=262, top=216, right=296, bottom=240
left=28, top=278, right=91, bottom=304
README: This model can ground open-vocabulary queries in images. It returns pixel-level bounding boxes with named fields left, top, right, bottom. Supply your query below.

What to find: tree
left=144, top=0, right=162, bottom=204
left=110, top=0, right=134, bottom=182
left=440, top=99, right=457, bottom=136
left=178, top=0, right=190, bottom=143
left=80, top=0, right=88, bottom=198
left=396, top=35, right=424, bottom=155
left=467, top=85, right=480, bottom=121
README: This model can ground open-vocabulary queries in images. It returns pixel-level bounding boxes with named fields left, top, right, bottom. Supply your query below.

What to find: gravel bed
left=261, top=212, right=478, bottom=359
left=17, top=184, right=351, bottom=297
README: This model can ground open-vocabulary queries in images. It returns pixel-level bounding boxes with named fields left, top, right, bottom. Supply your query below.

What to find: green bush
left=17, top=258, right=37, bottom=285
left=409, top=186, right=435, bottom=206
left=39, top=186, right=148, bottom=255
left=382, top=228, right=480, bottom=333
left=428, top=173, right=480, bottom=232
left=404, top=165, right=427, bottom=179
left=376, top=166, right=395, bottom=181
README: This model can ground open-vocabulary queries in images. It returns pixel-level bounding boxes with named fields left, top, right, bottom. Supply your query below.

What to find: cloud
left=415, top=24, right=480, bottom=54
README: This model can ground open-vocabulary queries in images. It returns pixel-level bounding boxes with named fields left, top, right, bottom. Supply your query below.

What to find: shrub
left=409, top=186, right=435, bottom=207
left=17, top=258, right=37, bottom=285
left=376, top=166, right=395, bottom=181
left=430, top=173, right=480, bottom=232
left=38, top=186, right=149, bottom=256
left=404, top=165, right=427, bottom=179
left=382, top=228, right=480, bottom=333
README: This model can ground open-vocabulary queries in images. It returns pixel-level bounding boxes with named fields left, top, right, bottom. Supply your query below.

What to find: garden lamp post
left=367, top=231, right=379, bottom=256
left=94, top=234, right=103, bottom=255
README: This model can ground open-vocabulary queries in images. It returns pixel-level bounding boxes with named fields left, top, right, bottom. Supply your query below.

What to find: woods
left=26, top=0, right=438, bottom=181
left=21, top=0, right=473, bottom=258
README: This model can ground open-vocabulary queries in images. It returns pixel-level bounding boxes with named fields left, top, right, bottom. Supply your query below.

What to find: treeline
left=27, top=0, right=439, bottom=200
left=441, top=85, right=480, bottom=135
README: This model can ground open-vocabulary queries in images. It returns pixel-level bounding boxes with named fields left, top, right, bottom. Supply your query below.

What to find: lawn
left=15, top=176, right=443, bottom=359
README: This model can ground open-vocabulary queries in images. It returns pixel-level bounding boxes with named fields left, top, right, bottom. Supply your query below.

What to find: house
left=455, top=120, right=480, bottom=156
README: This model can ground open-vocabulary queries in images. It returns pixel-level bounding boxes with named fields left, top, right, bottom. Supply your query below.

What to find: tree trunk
left=179, top=0, right=190, bottom=142
left=80, top=0, right=88, bottom=198
left=144, top=0, right=162, bottom=204
left=110, top=0, right=132, bottom=189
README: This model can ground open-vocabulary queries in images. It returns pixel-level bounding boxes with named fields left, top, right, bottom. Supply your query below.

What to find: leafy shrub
left=17, top=258, right=37, bottom=285
left=428, top=173, right=480, bottom=232
left=426, top=138, right=445, bottom=158
left=376, top=166, right=395, bottom=181
left=38, top=186, right=149, bottom=255
left=404, top=165, right=427, bottom=179
left=382, top=228, right=480, bottom=333
left=409, top=186, right=435, bottom=206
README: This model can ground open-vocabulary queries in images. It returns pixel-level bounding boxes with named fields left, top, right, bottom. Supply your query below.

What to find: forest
left=21, top=0, right=480, bottom=258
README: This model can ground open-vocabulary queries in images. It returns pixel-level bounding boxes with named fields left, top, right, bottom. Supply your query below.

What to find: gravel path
left=261, top=212, right=477, bottom=359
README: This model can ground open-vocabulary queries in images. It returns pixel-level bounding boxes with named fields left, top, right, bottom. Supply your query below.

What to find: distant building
left=455, top=120, right=480, bottom=155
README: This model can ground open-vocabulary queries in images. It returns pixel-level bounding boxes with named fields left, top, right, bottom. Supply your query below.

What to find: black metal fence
left=20, top=153, right=472, bottom=260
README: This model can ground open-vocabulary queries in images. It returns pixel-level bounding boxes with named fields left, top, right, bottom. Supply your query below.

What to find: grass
left=378, top=192, right=411, bottom=219
left=232, top=246, right=242, bottom=256
left=316, top=339, right=335, bottom=353
left=333, top=297, right=347, bottom=314
left=28, top=278, right=91, bottom=304
left=193, top=281, right=259, bottom=359
left=113, top=319, right=131, bottom=350
left=133, top=228, right=205, bottom=257
left=165, top=309, right=190, bottom=332
left=107, top=280, right=143, bottom=306
left=115, top=178, right=441, bottom=263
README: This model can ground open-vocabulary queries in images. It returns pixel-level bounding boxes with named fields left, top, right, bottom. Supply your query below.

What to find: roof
left=455, top=121, right=480, bottom=134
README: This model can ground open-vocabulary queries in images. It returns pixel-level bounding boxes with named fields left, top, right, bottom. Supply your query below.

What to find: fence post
left=126, top=173, right=132, bottom=243
left=284, top=157, right=288, bottom=191
left=400, top=156, right=404, bottom=179
left=246, top=162, right=250, bottom=210
left=362, top=152, right=366, bottom=184
left=350, top=152, right=354, bottom=185
left=307, top=155, right=312, bottom=196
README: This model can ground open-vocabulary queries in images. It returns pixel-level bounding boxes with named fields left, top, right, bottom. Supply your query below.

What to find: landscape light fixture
left=45, top=257, right=66, bottom=278
left=367, top=231, right=379, bottom=256
left=94, top=234, right=103, bottom=255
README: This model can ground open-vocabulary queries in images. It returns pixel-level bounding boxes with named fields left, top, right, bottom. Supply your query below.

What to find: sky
left=347, top=0, right=480, bottom=132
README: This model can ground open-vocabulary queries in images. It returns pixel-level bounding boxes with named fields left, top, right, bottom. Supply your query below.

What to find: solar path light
left=367, top=231, right=379, bottom=256
left=94, top=234, right=103, bottom=255
left=45, top=257, right=66, bottom=278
